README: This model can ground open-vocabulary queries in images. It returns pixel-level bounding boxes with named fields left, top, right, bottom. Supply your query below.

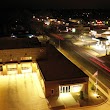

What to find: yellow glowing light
left=57, top=21, right=61, bottom=24
left=59, top=93, right=70, bottom=98
left=93, top=92, right=99, bottom=97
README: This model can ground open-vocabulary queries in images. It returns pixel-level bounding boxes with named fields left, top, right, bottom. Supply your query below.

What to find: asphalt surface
left=57, top=47, right=110, bottom=110
left=0, top=73, right=50, bottom=110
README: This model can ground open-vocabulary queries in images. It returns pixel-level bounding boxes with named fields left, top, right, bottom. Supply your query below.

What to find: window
left=59, top=86, right=70, bottom=93
left=51, top=89, right=54, bottom=95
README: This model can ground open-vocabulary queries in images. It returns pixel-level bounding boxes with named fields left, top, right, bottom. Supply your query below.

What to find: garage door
left=21, top=63, right=32, bottom=73
left=7, top=64, right=18, bottom=75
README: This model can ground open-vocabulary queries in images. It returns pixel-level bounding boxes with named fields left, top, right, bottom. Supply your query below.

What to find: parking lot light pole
left=106, top=48, right=107, bottom=55
left=105, top=41, right=109, bottom=55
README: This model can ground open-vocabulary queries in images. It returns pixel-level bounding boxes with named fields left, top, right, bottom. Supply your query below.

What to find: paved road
left=62, top=40, right=110, bottom=89
left=57, top=47, right=110, bottom=110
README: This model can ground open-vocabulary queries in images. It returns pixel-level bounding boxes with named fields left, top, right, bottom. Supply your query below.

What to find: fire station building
left=37, top=45, right=89, bottom=98
left=0, top=37, right=89, bottom=98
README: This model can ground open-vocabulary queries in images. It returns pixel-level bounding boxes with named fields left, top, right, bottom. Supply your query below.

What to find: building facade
left=37, top=45, right=89, bottom=98
left=0, top=37, right=46, bottom=75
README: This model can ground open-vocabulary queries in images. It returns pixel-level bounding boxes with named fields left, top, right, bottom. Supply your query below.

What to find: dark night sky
left=0, top=0, right=110, bottom=9
left=0, top=0, right=110, bottom=36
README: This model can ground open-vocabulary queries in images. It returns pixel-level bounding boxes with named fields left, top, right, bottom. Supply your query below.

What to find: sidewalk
left=47, top=81, right=107, bottom=110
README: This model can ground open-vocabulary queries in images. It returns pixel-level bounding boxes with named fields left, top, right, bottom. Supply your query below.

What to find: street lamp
left=106, top=47, right=107, bottom=55
left=105, top=41, right=109, bottom=55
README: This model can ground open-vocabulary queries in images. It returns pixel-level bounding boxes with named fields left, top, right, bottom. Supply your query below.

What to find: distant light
left=46, top=17, right=49, bottom=19
left=93, top=92, right=99, bottom=97
left=106, top=21, right=108, bottom=24
left=77, top=21, right=80, bottom=24
left=57, top=21, right=61, bottom=24
left=88, top=22, right=90, bottom=24
left=44, top=21, right=50, bottom=25
left=72, top=28, right=76, bottom=33
left=69, top=18, right=71, bottom=20
left=33, top=15, right=35, bottom=18
left=11, top=33, right=16, bottom=38
left=63, top=22, right=65, bottom=24
left=66, top=27, right=69, bottom=32
left=65, top=23, right=69, bottom=26
left=28, top=34, right=34, bottom=38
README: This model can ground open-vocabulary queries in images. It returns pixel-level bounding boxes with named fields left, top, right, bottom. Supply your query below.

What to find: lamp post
left=105, top=41, right=109, bottom=55
left=106, top=48, right=107, bottom=55
left=93, top=70, right=98, bottom=94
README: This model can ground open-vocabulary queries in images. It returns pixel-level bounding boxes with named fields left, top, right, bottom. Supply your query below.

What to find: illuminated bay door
left=21, top=63, right=32, bottom=73
left=59, top=86, right=70, bottom=93
left=7, top=64, right=18, bottom=75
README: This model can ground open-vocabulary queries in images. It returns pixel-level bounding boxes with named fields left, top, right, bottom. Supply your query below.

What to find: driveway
left=0, top=73, right=50, bottom=110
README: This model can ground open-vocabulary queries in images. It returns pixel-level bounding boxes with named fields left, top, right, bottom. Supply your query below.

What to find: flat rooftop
left=0, top=37, right=41, bottom=50
left=37, top=45, right=88, bottom=81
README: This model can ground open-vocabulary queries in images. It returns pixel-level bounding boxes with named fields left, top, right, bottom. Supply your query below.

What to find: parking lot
left=0, top=73, right=50, bottom=110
